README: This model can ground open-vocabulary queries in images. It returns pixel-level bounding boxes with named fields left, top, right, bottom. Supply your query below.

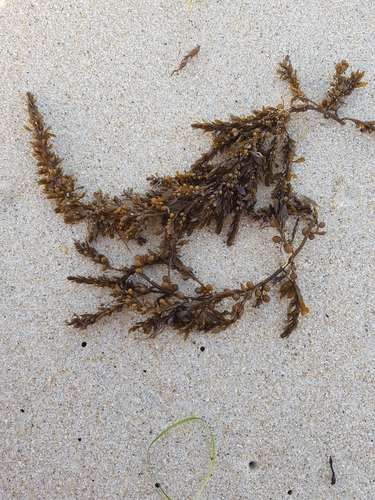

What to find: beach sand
left=1, top=1, right=375, bottom=498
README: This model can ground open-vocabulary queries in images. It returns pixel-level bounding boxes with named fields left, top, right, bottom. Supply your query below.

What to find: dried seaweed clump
left=25, top=57, right=374, bottom=338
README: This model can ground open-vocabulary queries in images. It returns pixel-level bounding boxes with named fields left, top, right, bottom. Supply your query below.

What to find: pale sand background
left=1, top=1, right=375, bottom=498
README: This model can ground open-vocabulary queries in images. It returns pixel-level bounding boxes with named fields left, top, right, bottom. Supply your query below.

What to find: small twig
left=329, top=456, right=336, bottom=485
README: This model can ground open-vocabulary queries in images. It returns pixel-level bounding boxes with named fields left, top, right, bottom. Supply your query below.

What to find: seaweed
left=25, top=56, right=373, bottom=339
left=171, top=45, right=200, bottom=76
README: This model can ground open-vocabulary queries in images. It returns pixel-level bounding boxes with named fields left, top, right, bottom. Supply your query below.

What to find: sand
left=1, top=0, right=375, bottom=498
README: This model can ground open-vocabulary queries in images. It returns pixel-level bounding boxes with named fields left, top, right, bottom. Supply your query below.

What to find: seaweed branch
left=171, top=45, right=200, bottom=76
left=25, top=57, right=373, bottom=338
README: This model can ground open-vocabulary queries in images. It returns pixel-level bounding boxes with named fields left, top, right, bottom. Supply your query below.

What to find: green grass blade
left=147, top=416, right=216, bottom=499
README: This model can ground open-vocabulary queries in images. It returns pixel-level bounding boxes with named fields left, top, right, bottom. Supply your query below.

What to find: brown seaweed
left=25, top=56, right=373, bottom=338
left=171, top=45, right=200, bottom=76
